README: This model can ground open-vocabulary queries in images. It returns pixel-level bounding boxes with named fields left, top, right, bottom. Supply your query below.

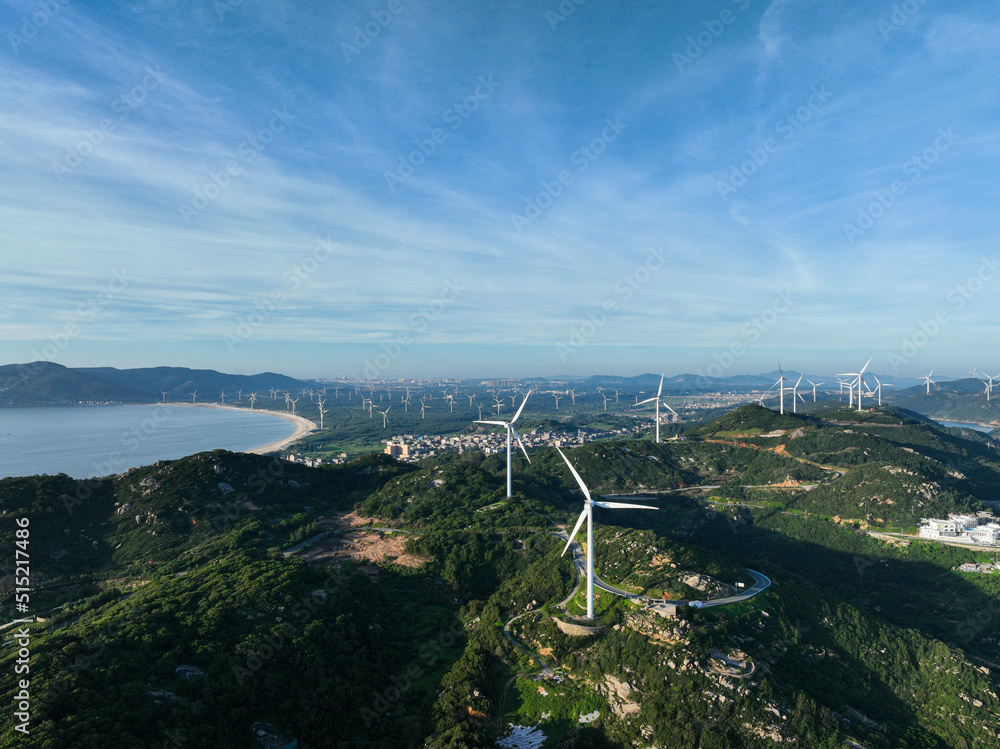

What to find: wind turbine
left=219, top=390, right=226, bottom=404
left=420, top=399, right=428, bottom=420
left=378, top=406, right=390, bottom=429
left=557, top=447, right=658, bottom=620
left=870, top=374, right=892, bottom=406
left=837, top=357, right=872, bottom=412
left=249, top=392, right=257, bottom=410
left=160, top=391, right=168, bottom=403
left=190, top=391, right=197, bottom=404
left=289, top=397, right=298, bottom=415
left=317, top=397, right=326, bottom=429
left=635, top=374, right=676, bottom=443
left=474, top=393, right=531, bottom=498
left=772, top=363, right=790, bottom=415
left=791, top=375, right=804, bottom=414
left=601, top=393, right=609, bottom=411
left=553, top=395, right=562, bottom=410
left=569, top=389, right=576, bottom=406
left=977, top=373, right=997, bottom=402
left=921, top=370, right=935, bottom=395
left=807, top=380, right=825, bottom=402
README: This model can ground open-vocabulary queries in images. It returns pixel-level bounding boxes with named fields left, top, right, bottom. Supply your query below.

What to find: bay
left=0, top=405, right=297, bottom=479
left=935, top=420, right=997, bottom=433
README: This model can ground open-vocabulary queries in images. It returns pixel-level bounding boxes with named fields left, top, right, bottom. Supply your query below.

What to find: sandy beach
left=174, top=402, right=317, bottom=455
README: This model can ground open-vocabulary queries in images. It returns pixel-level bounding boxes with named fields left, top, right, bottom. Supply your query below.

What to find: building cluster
left=918, top=512, right=1000, bottom=545
left=383, top=424, right=650, bottom=463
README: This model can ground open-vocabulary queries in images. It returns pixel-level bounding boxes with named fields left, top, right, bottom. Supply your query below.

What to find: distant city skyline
left=2, top=2, right=997, bottom=381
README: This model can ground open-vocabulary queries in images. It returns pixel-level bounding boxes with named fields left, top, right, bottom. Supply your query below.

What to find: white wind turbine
left=249, top=392, right=257, bottom=410
left=557, top=447, right=658, bottom=620
left=772, top=363, right=791, bottom=415
left=420, top=398, right=428, bottom=419
left=553, top=394, right=562, bottom=410
left=475, top=393, right=531, bottom=498
left=921, top=370, right=935, bottom=395
left=977, top=372, right=997, bottom=402
left=869, top=374, right=892, bottom=406
left=807, top=380, right=825, bottom=403
left=601, top=393, right=609, bottom=411
left=289, top=397, right=298, bottom=415
left=317, top=397, right=326, bottom=429
left=837, top=357, right=872, bottom=412
left=791, top=375, right=804, bottom=414
left=219, top=390, right=226, bottom=404
left=190, top=391, right=197, bottom=403
left=378, top=406, right=390, bottom=429
left=635, top=374, right=676, bottom=443
left=161, top=391, right=168, bottom=403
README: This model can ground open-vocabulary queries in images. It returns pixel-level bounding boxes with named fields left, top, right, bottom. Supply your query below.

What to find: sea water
left=0, top=405, right=296, bottom=479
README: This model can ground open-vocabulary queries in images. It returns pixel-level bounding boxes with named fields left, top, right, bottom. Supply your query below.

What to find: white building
left=919, top=513, right=1000, bottom=545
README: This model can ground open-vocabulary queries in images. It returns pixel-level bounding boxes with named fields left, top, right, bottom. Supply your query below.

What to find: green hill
left=5, top=413, right=1000, bottom=747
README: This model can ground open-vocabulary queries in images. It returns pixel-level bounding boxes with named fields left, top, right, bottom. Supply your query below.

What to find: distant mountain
left=76, top=366, right=313, bottom=401
left=0, top=361, right=151, bottom=406
left=0, top=362, right=318, bottom=407
left=885, top=377, right=1000, bottom=426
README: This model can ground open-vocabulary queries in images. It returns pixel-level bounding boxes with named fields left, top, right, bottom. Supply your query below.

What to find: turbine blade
left=562, top=508, right=588, bottom=556
left=511, top=392, right=530, bottom=423
left=475, top=420, right=507, bottom=426
left=511, top=426, right=531, bottom=464
left=556, top=446, right=592, bottom=503
left=593, top=501, right=658, bottom=511
left=657, top=373, right=664, bottom=398
left=859, top=356, right=872, bottom=374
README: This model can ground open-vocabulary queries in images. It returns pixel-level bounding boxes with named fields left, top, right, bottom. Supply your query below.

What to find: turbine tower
left=474, top=393, right=531, bottom=498
left=557, top=447, right=657, bottom=620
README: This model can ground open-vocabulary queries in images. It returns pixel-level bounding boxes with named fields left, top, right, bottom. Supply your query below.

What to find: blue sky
left=1, top=0, right=998, bottom=380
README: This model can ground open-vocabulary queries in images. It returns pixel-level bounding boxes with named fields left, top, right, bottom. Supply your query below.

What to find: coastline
left=171, top=402, right=317, bottom=454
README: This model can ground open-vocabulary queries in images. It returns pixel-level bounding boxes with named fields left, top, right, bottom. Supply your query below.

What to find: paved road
left=554, top=529, right=771, bottom=608
left=503, top=610, right=554, bottom=677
